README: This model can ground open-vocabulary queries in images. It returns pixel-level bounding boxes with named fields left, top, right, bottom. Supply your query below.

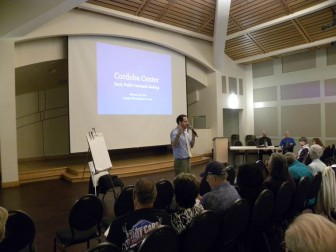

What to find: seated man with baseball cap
left=200, top=161, right=241, bottom=214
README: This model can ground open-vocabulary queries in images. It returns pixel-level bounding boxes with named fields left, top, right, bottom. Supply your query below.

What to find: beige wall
left=253, top=48, right=336, bottom=151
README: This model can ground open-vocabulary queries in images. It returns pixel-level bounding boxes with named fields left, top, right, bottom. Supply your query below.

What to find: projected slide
left=97, top=43, right=172, bottom=115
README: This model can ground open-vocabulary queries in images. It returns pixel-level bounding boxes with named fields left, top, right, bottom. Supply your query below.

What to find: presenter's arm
left=171, top=126, right=183, bottom=147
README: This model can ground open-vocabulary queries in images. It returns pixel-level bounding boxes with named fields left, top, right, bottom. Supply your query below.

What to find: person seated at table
left=199, top=161, right=240, bottom=214
left=257, top=130, right=273, bottom=160
left=297, top=137, right=309, bottom=163
left=264, top=153, right=295, bottom=195
left=106, top=178, right=172, bottom=251
left=236, top=163, right=264, bottom=206
left=285, top=152, right=313, bottom=185
left=280, top=130, right=296, bottom=154
left=312, top=137, right=324, bottom=149
left=285, top=213, right=336, bottom=252
left=171, top=173, right=204, bottom=234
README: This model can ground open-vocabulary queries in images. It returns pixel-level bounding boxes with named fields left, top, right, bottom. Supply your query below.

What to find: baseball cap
left=200, top=161, right=226, bottom=177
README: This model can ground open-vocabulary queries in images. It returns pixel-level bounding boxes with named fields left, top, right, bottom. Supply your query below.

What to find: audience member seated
left=285, top=152, right=313, bottom=185
left=305, top=138, right=325, bottom=165
left=257, top=130, right=273, bottom=160
left=106, top=178, right=172, bottom=251
left=297, top=137, right=309, bottom=163
left=236, top=163, right=264, bottom=206
left=199, top=161, right=240, bottom=215
left=0, top=206, right=8, bottom=242
left=308, top=144, right=327, bottom=175
left=285, top=213, right=336, bottom=252
left=171, top=173, right=204, bottom=234
left=264, top=153, right=295, bottom=195
left=280, top=130, right=296, bottom=154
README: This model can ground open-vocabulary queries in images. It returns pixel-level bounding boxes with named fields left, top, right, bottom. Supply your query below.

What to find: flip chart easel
left=83, top=129, right=116, bottom=197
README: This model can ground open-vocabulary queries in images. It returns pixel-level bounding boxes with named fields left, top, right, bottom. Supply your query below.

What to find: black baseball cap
left=200, top=161, right=226, bottom=177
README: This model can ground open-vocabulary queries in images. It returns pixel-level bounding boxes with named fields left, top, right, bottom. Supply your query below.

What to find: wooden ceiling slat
left=177, top=0, right=215, bottom=14
left=162, top=13, right=204, bottom=27
left=168, top=7, right=210, bottom=22
left=86, top=0, right=336, bottom=63
left=232, top=2, right=284, bottom=20
left=286, top=0, right=328, bottom=12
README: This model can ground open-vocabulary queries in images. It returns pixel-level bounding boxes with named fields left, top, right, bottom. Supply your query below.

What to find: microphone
left=189, top=126, right=198, bottom=137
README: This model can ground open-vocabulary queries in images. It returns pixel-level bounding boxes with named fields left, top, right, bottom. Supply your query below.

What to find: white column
left=0, top=39, right=19, bottom=186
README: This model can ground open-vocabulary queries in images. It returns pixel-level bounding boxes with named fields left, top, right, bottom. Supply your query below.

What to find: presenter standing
left=170, top=114, right=196, bottom=176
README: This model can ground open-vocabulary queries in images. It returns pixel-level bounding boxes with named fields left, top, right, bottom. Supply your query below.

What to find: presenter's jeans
left=174, top=158, right=191, bottom=176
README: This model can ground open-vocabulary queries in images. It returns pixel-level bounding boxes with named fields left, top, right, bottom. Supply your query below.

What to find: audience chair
left=305, top=171, right=322, bottom=211
left=256, top=160, right=267, bottom=177
left=225, top=165, right=236, bottom=186
left=114, top=185, right=135, bottom=217
left=216, top=198, right=250, bottom=252
left=0, top=210, right=36, bottom=252
left=246, top=189, right=274, bottom=252
left=86, top=242, right=121, bottom=252
left=97, top=174, right=124, bottom=201
left=137, top=225, right=179, bottom=252
left=180, top=210, right=219, bottom=252
left=54, top=194, right=104, bottom=252
left=101, top=185, right=135, bottom=231
left=288, top=176, right=311, bottom=220
left=153, top=179, right=174, bottom=210
left=271, top=181, right=294, bottom=229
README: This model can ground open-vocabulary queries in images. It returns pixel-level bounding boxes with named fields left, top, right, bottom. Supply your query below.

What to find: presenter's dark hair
left=176, top=114, right=187, bottom=124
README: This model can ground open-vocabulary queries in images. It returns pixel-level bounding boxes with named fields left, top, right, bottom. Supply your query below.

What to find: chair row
left=0, top=210, right=36, bottom=252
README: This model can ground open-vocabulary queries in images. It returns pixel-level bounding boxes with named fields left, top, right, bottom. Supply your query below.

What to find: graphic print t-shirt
left=106, top=208, right=172, bottom=251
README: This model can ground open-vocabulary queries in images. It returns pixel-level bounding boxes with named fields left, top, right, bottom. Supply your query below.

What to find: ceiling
left=9, top=0, right=336, bottom=95
left=84, top=0, right=336, bottom=64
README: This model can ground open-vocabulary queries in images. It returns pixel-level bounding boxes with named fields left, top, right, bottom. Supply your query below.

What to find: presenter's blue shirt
left=170, top=127, right=191, bottom=159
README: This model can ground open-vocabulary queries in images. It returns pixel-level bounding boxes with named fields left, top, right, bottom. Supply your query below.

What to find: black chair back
left=86, top=242, right=121, bottom=252
left=0, top=210, right=35, bottom=252
left=290, top=176, right=311, bottom=217
left=97, top=175, right=124, bottom=200
left=54, top=194, right=104, bottom=252
left=225, top=166, right=236, bottom=186
left=307, top=171, right=322, bottom=200
left=233, top=140, right=243, bottom=146
left=182, top=210, right=219, bottom=252
left=246, top=139, right=256, bottom=146
left=137, top=225, right=179, bottom=252
left=272, top=181, right=294, bottom=226
left=70, top=194, right=104, bottom=231
left=231, top=134, right=240, bottom=143
left=220, top=198, right=250, bottom=249
left=255, top=160, right=267, bottom=176
left=114, top=185, right=135, bottom=217
left=154, top=179, right=174, bottom=210
left=246, top=189, right=274, bottom=252
left=251, top=189, right=274, bottom=231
